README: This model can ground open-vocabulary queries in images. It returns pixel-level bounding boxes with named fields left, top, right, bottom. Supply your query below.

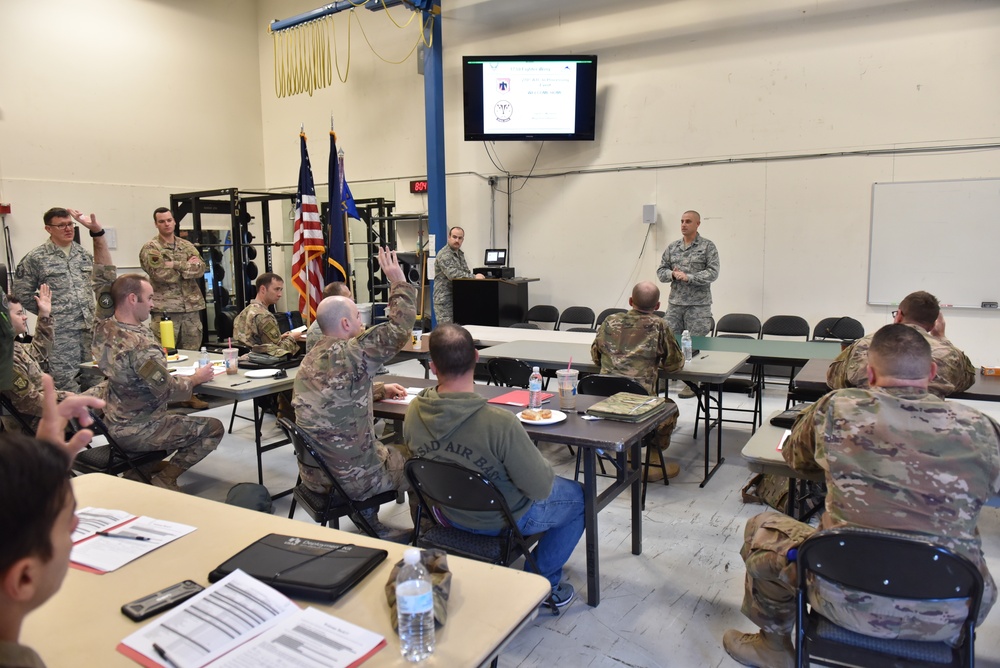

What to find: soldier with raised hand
left=723, top=323, right=1000, bottom=668
left=432, top=226, right=484, bottom=324
left=139, top=207, right=208, bottom=350
left=14, top=207, right=108, bottom=392
left=591, top=281, right=685, bottom=478
left=92, top=274, right=224, bottom=492
left=292, top=247, right=415, bottom=542
left=827, top=289, right=975, bottom=397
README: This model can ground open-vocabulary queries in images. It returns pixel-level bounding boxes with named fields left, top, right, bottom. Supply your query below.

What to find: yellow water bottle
left=159, top=315, right=176, bottom=350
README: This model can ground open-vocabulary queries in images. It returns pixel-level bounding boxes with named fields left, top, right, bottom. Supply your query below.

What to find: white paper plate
left=165, top=354, right=189, bottom=363
left=244, top=369, right=280, bottom=379
left=517, top=409, right=567, bottom=426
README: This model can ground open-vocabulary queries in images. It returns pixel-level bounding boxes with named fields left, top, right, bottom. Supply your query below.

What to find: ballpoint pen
left=232, top=380, right=252, bottom=386
left=627, top=397, right=659, bottom=414
left=96, top=531, right=150, bottom=541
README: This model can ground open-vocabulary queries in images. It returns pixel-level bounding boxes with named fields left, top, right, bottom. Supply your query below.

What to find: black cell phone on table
left=121, top=580, right=204, bottom=621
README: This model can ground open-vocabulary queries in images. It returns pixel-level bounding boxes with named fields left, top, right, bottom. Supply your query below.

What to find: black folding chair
left=277, top=418, right=399, bottom=537
left=0, top=393, right=36, bottom=434
left=526, top=305, right=559, bottom=329
left=404, top=458, right=559, bottom=615
left=556, top=306, right=596, bottom=331
left=812, top=316, right=864, bottom=343
left=486, top=357, right=532, bottom=388
left=595, top=308, right=626, bottom=327
left=795, top=527, right=983, bottom=668
left=71, top=411, right=169, bottom=483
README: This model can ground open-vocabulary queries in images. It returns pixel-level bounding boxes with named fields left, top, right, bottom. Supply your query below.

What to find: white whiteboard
left=868, top=178, right=1000, bottom=308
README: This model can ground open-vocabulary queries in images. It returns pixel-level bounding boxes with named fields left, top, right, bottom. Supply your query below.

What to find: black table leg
left=582, top=447, right=600, bottom=607
left=699, top=384, right=725, bottom=487
left=630, top=441, right=642, bottom=556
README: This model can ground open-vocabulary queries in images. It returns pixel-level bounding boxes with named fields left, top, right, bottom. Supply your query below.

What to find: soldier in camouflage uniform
left=432, top=226, right=484, bottom=324
left=293, top=248, right=416, bottom=542
left=591, top=281, right=685, bottom=478
left=14, top=208, right=108, bottom=392
left=93, top=274, right=223, bottom=492
left=827, top=290, right=975, bottom=398
left=656, top=210, right=719, bottom=338
left=3, top=287, right=105, bottom=433
left=139, top=207, right=207, bottom=350
left=656, top=210, right=719, bottom=398
left=233, top=272, right=305, bottom=356
left=305, top=281, right=352, bottom=352
left=724, top=324, right=1000, bottom=668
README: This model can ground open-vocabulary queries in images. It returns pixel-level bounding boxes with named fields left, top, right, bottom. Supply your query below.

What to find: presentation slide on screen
left=481, top=61, right=578, bottom=135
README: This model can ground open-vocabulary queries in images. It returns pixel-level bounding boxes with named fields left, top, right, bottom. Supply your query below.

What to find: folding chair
left=71, top=411, right=169, bottom=484
left=595, top=308, right=626, bottom=327
left=0, top=393, right=36, bottom=434
left=486, top=357, right=533, bottom=388
left=526, top=305, right=559, bottom=329
left=556, top=306, right=596, bottom=331
left=404, top=458, right=560, bottom=615
left=812, top=316, right=864, bottom=343
left=795, top=527, right=983, bottom=668
left=277, top=417, right=399, bottom=536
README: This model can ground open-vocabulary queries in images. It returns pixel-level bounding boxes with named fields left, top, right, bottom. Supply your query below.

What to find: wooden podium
left=453, top=278, right=537, bottom=327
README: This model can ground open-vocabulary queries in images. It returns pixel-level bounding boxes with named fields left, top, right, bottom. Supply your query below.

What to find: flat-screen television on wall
left=462, top=55, right=598, bottom=141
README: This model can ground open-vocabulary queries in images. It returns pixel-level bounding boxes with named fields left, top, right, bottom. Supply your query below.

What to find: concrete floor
left=147, top=358, right=1000, bottom=667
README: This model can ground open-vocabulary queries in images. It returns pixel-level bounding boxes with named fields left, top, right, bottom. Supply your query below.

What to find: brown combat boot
left=722, top=628, right=794, bottom=668
left=352, top=508, right=412, bottom=544
left=645, top=449, right=681, bottom=481
left=183, top=395, right=210, bottom=410
left=150, top=463, right=187, bottom=493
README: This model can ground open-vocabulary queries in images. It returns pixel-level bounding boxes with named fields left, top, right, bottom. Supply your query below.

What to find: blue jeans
left=453, top=476, right=585, bottom=588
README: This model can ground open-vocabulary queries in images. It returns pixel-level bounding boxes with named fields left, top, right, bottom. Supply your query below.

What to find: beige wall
left=3, top=0, right=999, bottom=360
left=0, top=0, right=265, bottom=273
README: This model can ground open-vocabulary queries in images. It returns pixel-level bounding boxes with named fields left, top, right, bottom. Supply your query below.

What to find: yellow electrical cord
left=271, top=5, right=435, bottom=98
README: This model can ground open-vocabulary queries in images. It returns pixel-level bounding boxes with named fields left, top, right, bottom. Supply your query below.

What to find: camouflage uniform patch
left=11, top=372, right=29, bottom=395
left=826, top=322, right=976, bottom=397
left=433, top=246, right=472, bottom=324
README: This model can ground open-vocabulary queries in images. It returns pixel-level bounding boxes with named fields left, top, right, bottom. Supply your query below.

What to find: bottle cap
left=532, top=366, right=540, bottom=373
left=403, top=548, right=422, bottom=565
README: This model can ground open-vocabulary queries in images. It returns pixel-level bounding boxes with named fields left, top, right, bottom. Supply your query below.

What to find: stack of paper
left=118, top=570, right=385, bottom=668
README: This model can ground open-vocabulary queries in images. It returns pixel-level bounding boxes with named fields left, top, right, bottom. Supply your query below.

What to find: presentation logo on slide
left=494, top=100, right=512, bottom=123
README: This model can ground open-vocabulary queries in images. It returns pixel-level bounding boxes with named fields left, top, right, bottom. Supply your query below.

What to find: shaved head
left=631, top=282, right=660, bottom=312
left=316, top=296, right=362, bottom=339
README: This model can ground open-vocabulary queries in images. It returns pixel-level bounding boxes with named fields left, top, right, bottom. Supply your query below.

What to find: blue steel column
left=424, top=2, right=445, bottom=329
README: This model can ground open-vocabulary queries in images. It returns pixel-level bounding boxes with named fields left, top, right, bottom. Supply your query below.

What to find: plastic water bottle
left=199, top=347, right=210, bottom=368
left=397, top=548, right=434, bottom=662
left=528, top=366, right=543, bottom=410
left=681, top=330, right=693, bottom=362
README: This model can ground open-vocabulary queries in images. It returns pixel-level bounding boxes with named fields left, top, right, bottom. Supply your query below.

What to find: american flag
left=291, top=132, right=325, bottom=321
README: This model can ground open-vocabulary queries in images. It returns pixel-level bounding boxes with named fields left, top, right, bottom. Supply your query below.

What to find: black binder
left=208, top=533, right=388, bottom=603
